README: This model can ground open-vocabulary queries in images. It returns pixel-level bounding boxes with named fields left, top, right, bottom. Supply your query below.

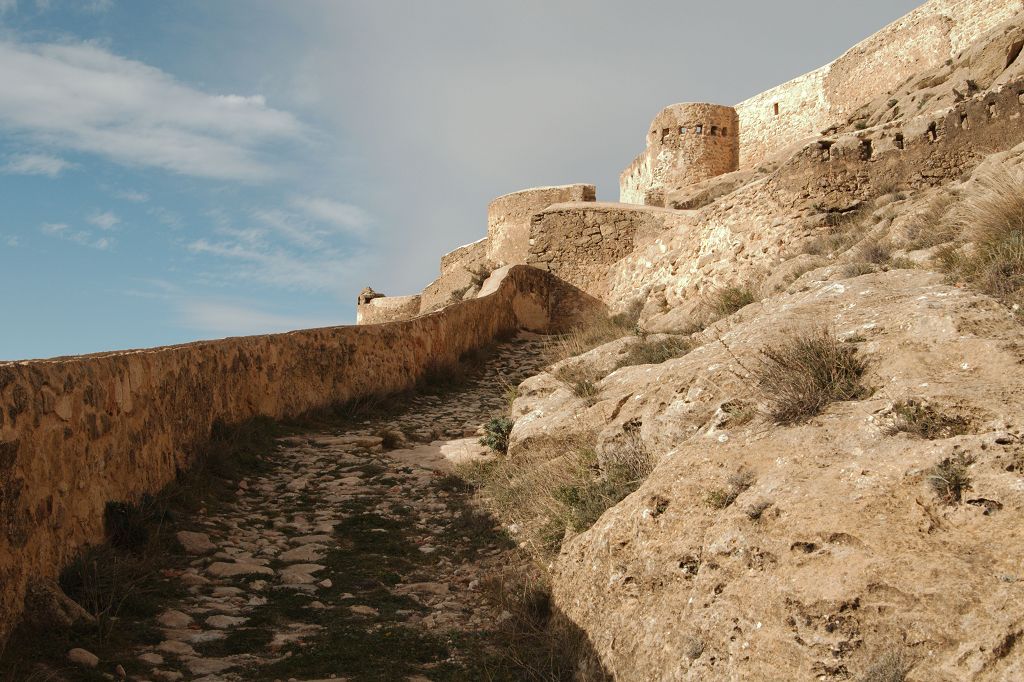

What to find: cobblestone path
left=109, top=334, right=547, bottom=681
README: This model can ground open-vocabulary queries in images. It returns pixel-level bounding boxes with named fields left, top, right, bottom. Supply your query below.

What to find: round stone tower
left=620, top=102, right=740, bottom=205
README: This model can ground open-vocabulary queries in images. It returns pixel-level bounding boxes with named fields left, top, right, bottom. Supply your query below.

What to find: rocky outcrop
left=512, top=268, right=1024, bottom=680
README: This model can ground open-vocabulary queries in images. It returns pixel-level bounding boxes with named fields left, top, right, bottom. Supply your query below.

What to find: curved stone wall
left=487, top=184, right=596, bottom=266
left=0, top=265, right=605, bottom=644
left=620, top=103, right=739, bottom=205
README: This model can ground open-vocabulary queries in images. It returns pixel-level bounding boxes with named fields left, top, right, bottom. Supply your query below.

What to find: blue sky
left=0, top=0, right=921, bottom=360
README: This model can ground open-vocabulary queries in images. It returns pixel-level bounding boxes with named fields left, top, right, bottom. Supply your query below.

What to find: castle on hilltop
left=356, top=0, right=1024, bottom=325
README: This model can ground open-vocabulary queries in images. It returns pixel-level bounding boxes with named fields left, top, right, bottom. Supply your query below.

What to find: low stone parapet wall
left=0, top=265, right=605, bottom=644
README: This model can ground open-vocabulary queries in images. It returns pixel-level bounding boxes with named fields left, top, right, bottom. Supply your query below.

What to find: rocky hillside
left=466, top=12, right=1024, bottom=682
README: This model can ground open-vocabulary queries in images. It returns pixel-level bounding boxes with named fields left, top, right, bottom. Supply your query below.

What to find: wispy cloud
left=290, top=196, right=370, bottom=234
left=187, top=237, right=357, bottom=292
left=114, top=189, right=148, bottom=203
left=41, top=221, right=112, bottom=249
left=0, top=41, right=302, bottom=181
left=178, top=299, right=337, bottom=337
left=3, top=0, right=115, bottom=14
left=186, top=197, right=370, bottom=293
left=3, top=152, right=72, bottom=177
left=4, top=234, right=18, bottom=247
left=87, top=210, right=120, bottom=230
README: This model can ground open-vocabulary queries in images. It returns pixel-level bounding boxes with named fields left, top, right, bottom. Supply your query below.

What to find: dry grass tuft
left=904, top=193, right=958, bottom=250
left=705, top=471, right=756, bottom=509
left=543, top=315, right=635, bottom=368
left=615, top=335, right=693, bottom=369
left=701, top=285, right=757, bottom=320
left=938, top=168, right=1024, bottom=308
left=860, top=647, right=912, bottom=682
left=754, top=328, right=870, bottom=424
left=463, top=430, right=656, bottom=554
left=477, top=564, right=610, bottom=680
left=554, top=364, right=604, bottom=405
left=884, top=399, right=971, bottom=439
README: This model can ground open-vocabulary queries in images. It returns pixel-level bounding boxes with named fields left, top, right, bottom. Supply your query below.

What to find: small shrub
left=615, top=336, right=693, bottom=369
left=885, top=399, right=971, bottom=439
left=705, top=471, right=756, bottom=509
left=745, top=500, right=772, bottom=520
left=927, top=454, right=973, bottom=504
left=480, top=417, right=514, bottom=454
left=754, top=328, right=870, bottom=424
left=860, top=647, right=912, bottom=682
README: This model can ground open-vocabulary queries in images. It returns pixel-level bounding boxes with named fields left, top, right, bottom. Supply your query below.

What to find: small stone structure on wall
left=620, top=103, right=740, bottom=205
left=355, top=294, right=423, bottom=325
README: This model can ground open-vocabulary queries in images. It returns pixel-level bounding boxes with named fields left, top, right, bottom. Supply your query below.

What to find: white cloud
left=187, top=237, right=357, bottom=292
left=0, top=40, right=303, bottom=181
left=40, top=221, right=112, bottom=249
left=114, top=189, right=148, bottom=202
left=178, top=300, right=337, bottom=337
left=4, top=235, right=18, bottom=247
left=3, top=153, right=72, bottom=177
left=87, top=210, right=120, bottom=230
left=2, top=0, right=114, bottom=13
left=290, top=196, right=370, bottom=234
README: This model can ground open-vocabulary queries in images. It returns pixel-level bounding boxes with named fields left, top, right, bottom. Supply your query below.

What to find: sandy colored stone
left=175, top=530, right=215, bottom=555
left=206, top=562, right=274, bottom=578
left=67, top=647, right=99, bottom=668
left=156, top=609, right=192, bottom=629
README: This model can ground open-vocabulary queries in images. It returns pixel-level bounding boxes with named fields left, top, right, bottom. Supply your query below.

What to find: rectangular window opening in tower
left=773, top=103, right=780, bottom=116
left=695, top=125, right=703, bottom=135
left=722, top=127, right=728, bottom=136
left=710, top=126, right=719, bottom=136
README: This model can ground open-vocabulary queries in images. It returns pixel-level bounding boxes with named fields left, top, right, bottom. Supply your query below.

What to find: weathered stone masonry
left=0, top=266, right=605, bottom=644
left=486, top=184, right=597, bottom=266
left=620, top=103, right=739, bottom=205
left=735, top=0, right=1024, bottom=169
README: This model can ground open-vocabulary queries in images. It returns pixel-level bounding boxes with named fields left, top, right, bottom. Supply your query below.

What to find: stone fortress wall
left=735, top=0, right=1024, bottom=169
left=618, top=0, right=1023, bottom=205
left=620, top=104, right=739, bottom=205
left=0, top=266, right=606, bottom=644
